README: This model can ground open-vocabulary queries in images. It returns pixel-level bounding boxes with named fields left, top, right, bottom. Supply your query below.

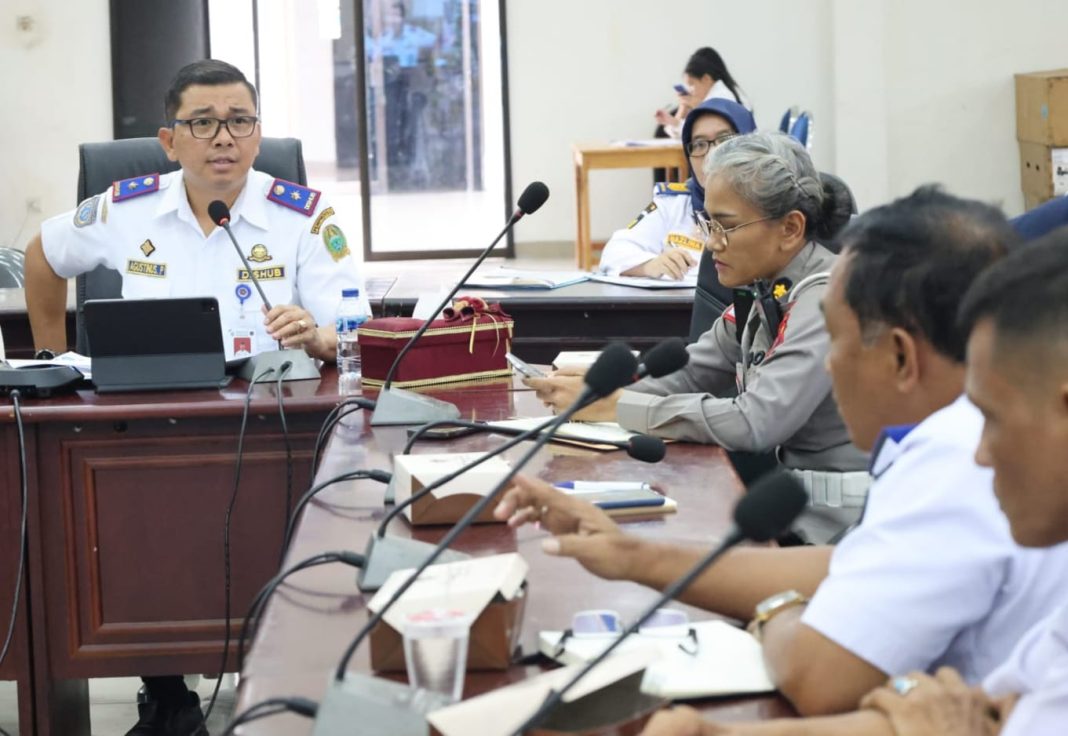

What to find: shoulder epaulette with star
left=654, top=182, right=690, bottom=197
left=266, top=178, right=321, bottom=216
left=111, top=174, right=161, bottom=203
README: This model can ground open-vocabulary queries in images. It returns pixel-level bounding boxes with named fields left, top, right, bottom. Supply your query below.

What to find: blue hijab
left=680, top=98, right=757, bottom=213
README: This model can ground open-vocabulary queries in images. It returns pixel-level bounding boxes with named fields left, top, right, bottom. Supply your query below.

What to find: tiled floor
left=0, top=675, right=236, bottom=736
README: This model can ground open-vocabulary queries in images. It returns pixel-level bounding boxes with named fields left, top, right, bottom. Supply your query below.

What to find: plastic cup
left=402, top=608, right=473, bottom=704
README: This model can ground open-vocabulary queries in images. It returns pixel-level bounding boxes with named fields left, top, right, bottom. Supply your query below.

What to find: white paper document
left=589, top=273, right=697, bottom=289
left=466, top=267, right=590, bottom=290
left=487, top=417, right=636, bottom=445
left=539, top=619, right=774, bottom=699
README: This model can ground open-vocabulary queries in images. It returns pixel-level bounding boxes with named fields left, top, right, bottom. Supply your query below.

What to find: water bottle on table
left=336, top=287, right=369, bottom=396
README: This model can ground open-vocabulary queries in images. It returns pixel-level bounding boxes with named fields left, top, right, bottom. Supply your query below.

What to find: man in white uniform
left=498, top=188, right=1068, bottom=722
left=26, top=60, right=361, bottom=364
left=23, top=59, right=362, bottom=736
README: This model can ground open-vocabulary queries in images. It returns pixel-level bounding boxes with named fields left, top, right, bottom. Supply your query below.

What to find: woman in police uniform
left=598, top=98, right=756, bottom=281
left=531, top=131, right=866, bottom=482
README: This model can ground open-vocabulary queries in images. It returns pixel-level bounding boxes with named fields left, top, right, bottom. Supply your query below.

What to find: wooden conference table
left=234, top=378, right=794, bottom=734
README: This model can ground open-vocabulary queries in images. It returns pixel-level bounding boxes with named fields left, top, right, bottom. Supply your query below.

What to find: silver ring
left=297, top=319, right=307, bottom=332
left=891, top=676, right=919, bottom=697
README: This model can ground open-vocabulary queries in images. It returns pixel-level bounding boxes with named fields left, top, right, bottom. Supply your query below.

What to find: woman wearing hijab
left=599, top=98, right=757, bottom=281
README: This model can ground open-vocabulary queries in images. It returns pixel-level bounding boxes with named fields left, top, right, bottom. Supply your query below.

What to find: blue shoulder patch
left=654, top=182, right=690, bottom=197
left=266, top=178, right=322, bottom=216
left=111, top=174, right=160, bottom=203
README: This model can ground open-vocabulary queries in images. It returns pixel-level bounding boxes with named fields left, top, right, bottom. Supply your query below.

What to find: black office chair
left=687, top=171, right=857, bottom=343
left=74, top=136, right=307, bottom=354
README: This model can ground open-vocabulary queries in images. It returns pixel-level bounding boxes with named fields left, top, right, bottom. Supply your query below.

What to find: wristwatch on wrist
left=34, top=349, right=56, bottom=360
left=747, top=589, right=810, bottom=640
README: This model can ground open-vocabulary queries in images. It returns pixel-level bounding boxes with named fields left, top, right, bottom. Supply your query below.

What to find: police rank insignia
left=772, top=277, right=792, bottom=300
left=654, top=182, right=690, bottom=196
left=266, top=178, right=321, bottom=215
left=322, top=223, right=350, bottom=262
left=112, top=174, right=160, bottom=202
left=73, top=196, right=99, bottom=228
left=627, top=201, right=657, bottom=229
left=140, top=239, right=156, bottom=257
left=247, top=244, right=272, bottom=263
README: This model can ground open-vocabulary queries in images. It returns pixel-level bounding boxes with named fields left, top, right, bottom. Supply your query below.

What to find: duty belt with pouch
left=787, top=468, right=872, bottom=508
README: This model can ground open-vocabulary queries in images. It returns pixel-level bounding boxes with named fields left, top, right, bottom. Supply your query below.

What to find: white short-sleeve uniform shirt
left=801, top=396, right=1068, bottom=682
left=598, top=184, right=701, bottom=278
left=984, top=603, right=1068, bottom=735
left=41, top=169, right=362, bottom=359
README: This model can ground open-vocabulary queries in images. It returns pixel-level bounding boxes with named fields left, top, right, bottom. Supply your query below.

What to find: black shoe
left=125, top=698, right=167, bottom=736
left=163, top=691, right=209, bottom=736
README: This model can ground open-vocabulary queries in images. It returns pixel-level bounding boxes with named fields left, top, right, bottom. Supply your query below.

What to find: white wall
left=0, top=0, right=112, bottom=250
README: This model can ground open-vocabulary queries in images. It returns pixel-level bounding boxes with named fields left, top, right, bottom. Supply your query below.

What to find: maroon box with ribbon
left=358, top=298, right=514, bottom=389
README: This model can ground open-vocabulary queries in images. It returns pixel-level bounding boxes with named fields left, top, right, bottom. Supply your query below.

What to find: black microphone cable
left=280, top=468, right=392, bottom=559
left=276, top=366, right=293, bottom=556
left=311, top=397, right=376, bottom=475
left=0, top=391, right=29, bottom=674
left=236, top=550, right=366, bottom=670
left=333, top=344, right=639, bottom=681
left=219, top=696, right=318, bottom=736
left=203, top=364, right=278, bottom=724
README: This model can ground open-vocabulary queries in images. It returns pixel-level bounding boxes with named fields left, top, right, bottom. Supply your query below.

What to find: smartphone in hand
left=673, top=84, right=688, bottom=95
left=506, top=352, right=547, bottom=379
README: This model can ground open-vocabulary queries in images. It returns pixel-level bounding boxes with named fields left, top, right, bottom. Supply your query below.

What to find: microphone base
left=369, top=387, right=461, bottom=426
left=238, top=349, right=321, bottom=382
left=313, top=673, right=451, bottom=736
left=357, top=534, right=470, bottom=592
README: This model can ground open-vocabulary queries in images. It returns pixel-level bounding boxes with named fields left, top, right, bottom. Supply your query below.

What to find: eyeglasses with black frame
left=685, top=132, right=737, bottom=157
left=695, top=210, right=778, bottom=246
left=170, top=115, right=260, bottom=140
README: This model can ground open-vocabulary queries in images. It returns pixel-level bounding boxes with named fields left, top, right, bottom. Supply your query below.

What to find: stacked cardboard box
left=1016, top=69, right=1068, bottom=210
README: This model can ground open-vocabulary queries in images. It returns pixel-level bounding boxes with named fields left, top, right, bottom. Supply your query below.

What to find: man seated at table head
left=24, top=58, right=362, bottom=736
left=24, top=58, right=361, bottom=364
left=641, top=223, right=1068, bottom=736
left=496, top=186, right=1068, bottom=717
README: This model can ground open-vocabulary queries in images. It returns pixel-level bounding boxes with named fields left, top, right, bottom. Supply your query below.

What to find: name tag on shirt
left=127, top=259, right=167, bottom=277
left=665, top=232, right=704, bottom=252
left=237, top=266, right=287, bottom=281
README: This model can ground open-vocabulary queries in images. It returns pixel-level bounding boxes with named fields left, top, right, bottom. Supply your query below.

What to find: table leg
left=30, top=676, right=90, bottom=736
left=574, top=158, right=592, bottom=270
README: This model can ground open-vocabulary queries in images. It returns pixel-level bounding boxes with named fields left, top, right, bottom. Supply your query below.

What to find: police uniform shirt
left=802, top=397, right=1068, bottom=683
left=598, top=183, right=703, bottom=277
left=616, top=241, right=866, bottom=472
left=984, top=601, right=1068, bottom=735
left=41, top=169, right=361, bottom=359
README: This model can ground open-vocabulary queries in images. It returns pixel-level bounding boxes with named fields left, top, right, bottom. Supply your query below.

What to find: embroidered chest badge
left=322, top=223, right=351, bottom=262
left=247, top=244, right=272, bottom=263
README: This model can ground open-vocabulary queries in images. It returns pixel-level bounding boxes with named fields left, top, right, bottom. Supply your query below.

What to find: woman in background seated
left=657, top=46, right=751, bottom=139
left=600, top=99, right=756, bottom=280
left=530, top=132, right=866, bottom=481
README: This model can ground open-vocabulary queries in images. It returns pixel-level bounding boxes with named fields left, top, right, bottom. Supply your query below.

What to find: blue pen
left=554, top=481, right=653, bottom=493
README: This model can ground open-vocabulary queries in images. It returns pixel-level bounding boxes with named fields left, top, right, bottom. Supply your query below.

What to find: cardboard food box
left=393, top=452, right=512, bottom=526
left=1016, top=69, right=1068, bottom=146
left=358, top=305, right=513, bottom=389
left=368, top=554, right=528, bottom=672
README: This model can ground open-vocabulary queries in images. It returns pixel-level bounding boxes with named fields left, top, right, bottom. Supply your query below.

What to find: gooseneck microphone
left=208, top=200, right=320, bottom=382
left=370, top=182, right=551, bottom=426
left=357, top=338, right=686, bottom=591
left=334, top=344, right=639, bottom=684
left=514, top=471, right=809, bottom=735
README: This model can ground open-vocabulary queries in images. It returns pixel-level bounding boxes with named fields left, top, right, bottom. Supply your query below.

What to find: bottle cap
left=342, top=288, right=360, bottom=298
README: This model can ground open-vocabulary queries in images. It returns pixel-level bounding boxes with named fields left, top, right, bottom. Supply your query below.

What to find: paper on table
left=366, top=553, right=528, bottom=633
left=466, top=268, right=590, bottom=290
left=427, top=647, right=659, bottom=736
left=589, top=273, right=697, bottom=289
left=487, top=417, right=636, bottom=445
left=9, top=351, right=93, bottom=378
left=539, top=619, right=774, bottom=699
left=552, top=350, right=639, bottom=370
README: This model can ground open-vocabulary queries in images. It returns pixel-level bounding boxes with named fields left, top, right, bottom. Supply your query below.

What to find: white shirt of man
left=983, top=602, right=1068, bottom=735
left=41, top=169, right=363, bottom=360
left=801, top=396, right=1068, bottom=682
left=597, top=184, right=701, bottom=278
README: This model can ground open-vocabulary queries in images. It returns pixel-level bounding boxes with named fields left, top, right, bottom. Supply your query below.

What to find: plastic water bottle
left=336, top=288, right=369, bottom=396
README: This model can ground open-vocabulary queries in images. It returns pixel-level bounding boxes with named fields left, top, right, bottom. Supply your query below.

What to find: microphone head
left=584, top=343, right=640, bottom=398
left=517, top=181, right=550, bottom=215
left=208, top=200, right=231, bottom=226
left=732, top=471, right=808, bottom=542
left=639, top=338, right=689, bottom=379
left=626, top=434, right=667, bottom=463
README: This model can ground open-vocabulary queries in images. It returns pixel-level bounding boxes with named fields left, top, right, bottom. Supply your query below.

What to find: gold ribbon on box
left=441, top=296, right=513, bottom=355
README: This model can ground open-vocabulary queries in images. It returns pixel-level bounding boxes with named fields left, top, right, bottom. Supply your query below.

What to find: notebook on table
left=84, top=297, right=230, bottom=393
